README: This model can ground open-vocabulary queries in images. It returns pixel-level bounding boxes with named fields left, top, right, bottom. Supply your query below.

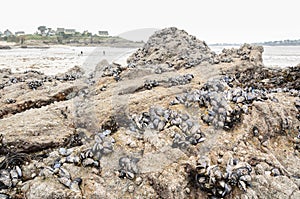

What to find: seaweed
left=0, top=152, right=30, bottom=169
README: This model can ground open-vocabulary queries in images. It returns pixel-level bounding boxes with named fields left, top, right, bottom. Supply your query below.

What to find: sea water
left=0, top=45, right=299, bottom=76
left=0, top=46, right=136, bottom=75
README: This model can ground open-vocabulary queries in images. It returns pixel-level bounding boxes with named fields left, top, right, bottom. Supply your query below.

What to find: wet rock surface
left=0, top=27, right=299, bottom=198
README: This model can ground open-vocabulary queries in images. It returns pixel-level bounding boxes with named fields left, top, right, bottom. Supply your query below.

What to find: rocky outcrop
left=0, top=27, right=299, bottom=199
left=217, top=43, right=264, bottom=65
left=0, top=46, right=11, bottom=50
left=127, top=27, right=217, bottom=69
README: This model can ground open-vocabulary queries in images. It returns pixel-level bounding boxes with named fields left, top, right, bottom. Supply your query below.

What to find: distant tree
left=57, top=36, right=63, bottom=44
left=46, top=27, right=52, bottom=36
left=38, top=26, right=47, bottom=35
left=20, top=36, right=25, bottom=44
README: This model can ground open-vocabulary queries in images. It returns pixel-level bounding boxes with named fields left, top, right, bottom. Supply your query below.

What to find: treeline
left=257, top=39, right=300, bottom=46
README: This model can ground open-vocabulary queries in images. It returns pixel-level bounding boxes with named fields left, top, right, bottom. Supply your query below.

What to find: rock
left=0, top=27, right=299, bottom=199
left=127, top=27, right=216, bottom=69
left=0, top=45, right=11, bottom=50
left=25, top=177, right=82, bottom=199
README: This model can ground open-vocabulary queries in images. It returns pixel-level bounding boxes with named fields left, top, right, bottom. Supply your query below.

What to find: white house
left=56, top=28, right=76, bottom=35
left=4, top=29, right=13, bottom=37
left=64, top=29, right=76, bottom=35
left=15, top=31, right=25, bottom=36
left=56, top=28, right=65, bottom=35
left=98, top=31, right=109, bottom=36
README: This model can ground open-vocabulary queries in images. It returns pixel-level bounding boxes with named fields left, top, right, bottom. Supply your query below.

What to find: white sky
left=0, top=0, right=299, bottom=44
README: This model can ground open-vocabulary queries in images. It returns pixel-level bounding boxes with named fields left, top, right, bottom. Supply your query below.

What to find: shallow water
left=0, top=46, right=136, bottom=75
left=0, top=45, right=299, bottom=76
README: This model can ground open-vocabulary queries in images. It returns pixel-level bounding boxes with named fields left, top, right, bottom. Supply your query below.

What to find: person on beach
left=103, top=50, right=105, bottom=55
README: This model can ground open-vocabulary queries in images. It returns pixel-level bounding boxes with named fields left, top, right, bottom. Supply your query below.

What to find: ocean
left=0, top=45, right=299, bottom=75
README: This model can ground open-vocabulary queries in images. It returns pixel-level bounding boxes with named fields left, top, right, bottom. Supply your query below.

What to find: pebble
left=233, top=147, right=238, bottom=152
left=240, top=150, right=247, bottom=155
left=217, top=159, right=223, bottom=164
left=262, top=141, right=268, bottom=147
left=135, top=177, right=143, bottom=186
left=271, top=168, right=280, bottom=176
left=82, top=158, right=95, bottom=167
left=0, top=193, right=10, bottom=199
left=265, top=171, right=271, bottom=176
left=129, top=141, right=137, bottom=148
left=219, top=151, right=224, bottom=156
left=127, top=171, right=135, bottom=180
left=236, top=96, right=245, bottom=103
left=128, top=185, right=135, bottom=193
left=255, top=164, right=264, bottom=175
left=185, top=187, right=191, bottom=194
left=59, top=148, right=73, bottom=156
left=16, top=166, right=22, bottom=177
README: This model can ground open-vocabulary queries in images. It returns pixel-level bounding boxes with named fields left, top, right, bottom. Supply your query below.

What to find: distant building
left=64, top=29, right=76, bottom=35
left=56, top=28, right=65, bottom=35
left=4, top=29, right=13, bottom=37
left=98, top=31, right=109, bottom=36
left=15, top=31, right=25, bottom=36
left=0, top=31, right=2, bottom=37
left=82, top=30, right=91, bottom=35
left=56, top=28, right=76, bottom=35
left=47, top=29, right=56, bottom=36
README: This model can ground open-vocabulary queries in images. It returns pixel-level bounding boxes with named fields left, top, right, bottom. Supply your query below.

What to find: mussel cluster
left=166, top=73, right=194, bottom=87
left=195, top=157, right=252, bottom=198
left=144, top=79, right=159, bottom=90
left=0, top=152, right=29, bottom=196
left=0, top=166, right=22, bottom=190
left=171, top=78, right=272, bottom=130
left=59, top=73, right=81, bottom=81
left=4, top=99, right=16, bottom=104
left=9, top=77, right=22, bottom=84
left=41, top=165, right=82, bottom=192
left=143, top=73, right=194, bottom=90
left=27, top=80, right=44, bottom=90
left=39, top=128, right=117, bottom=190
left=90, top=130, right=115, bottom=160
left=101, top=63, right=127, bottom=81
left=171, top=79, right=240, bottom=129
left=130, top=107, right=205, bottom=148
left=118, top=156, right=139, bottom=180
left=60, top=129, right=115, bottom=166
left=55, top=66, right=84, bottom=81
left=232, top=64, right=300, bottom=91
